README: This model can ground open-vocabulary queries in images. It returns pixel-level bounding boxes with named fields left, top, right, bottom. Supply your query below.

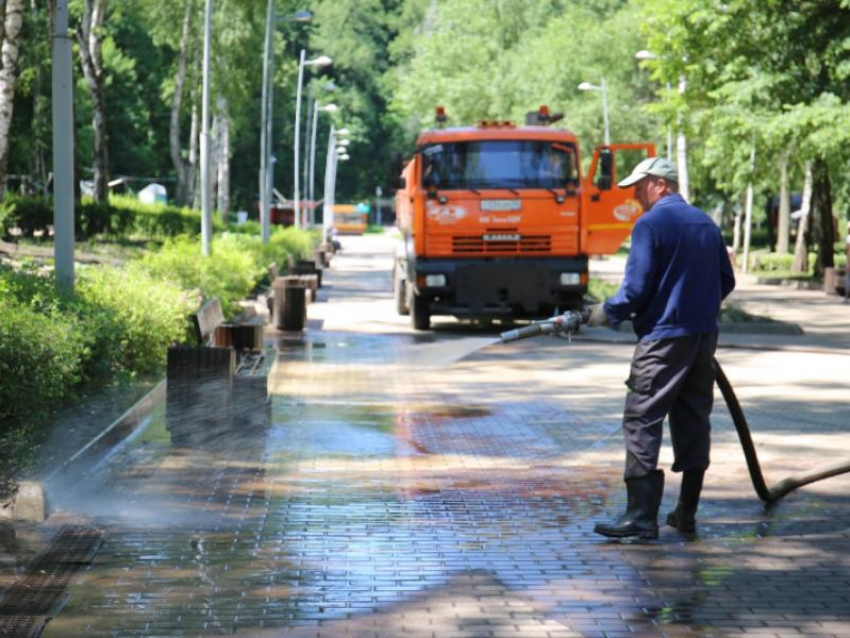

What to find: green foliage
left=752, top=252, right=816, bottom=273
left=264, top=226, right=319, bottom=269
left=587, top=277, right=619, bottom=302
left=0, top=295, right=86, bottom=425
left=137, top=228, right=316, bottom=318
left=72, top=265, right=196, bottom=378
left=0, top=194, right=224, bottom=240
left=752, top=250, right=845, bottom=273
left=0, top=196, right=53, bottom=237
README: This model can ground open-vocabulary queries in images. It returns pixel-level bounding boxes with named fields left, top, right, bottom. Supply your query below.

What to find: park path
left=3, top=233, right=849, bottom=637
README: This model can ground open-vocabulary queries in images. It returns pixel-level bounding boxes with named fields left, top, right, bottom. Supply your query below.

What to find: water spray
left=499, top=310, right=850, bottom=505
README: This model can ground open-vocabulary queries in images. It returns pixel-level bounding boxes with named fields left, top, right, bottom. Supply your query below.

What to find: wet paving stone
left=15, top=238, right=850, bottom=636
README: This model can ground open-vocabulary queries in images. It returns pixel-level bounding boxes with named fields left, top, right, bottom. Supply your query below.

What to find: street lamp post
left=259, top=8, right=312, bottom=244
left=52, top=0, right=75, bottom=294
left=303, top=82, right=336, bottom=211
left=294, top=51, right=332, bottom=229
left=200, top=0, right=213, bottom=256
left=578, top=78, right=610, bottom=146
left=635, top=49, right=689, bottom=200
left=307, top=102, right=338, bottom=225
left=322, top=125, right=336, bottom=237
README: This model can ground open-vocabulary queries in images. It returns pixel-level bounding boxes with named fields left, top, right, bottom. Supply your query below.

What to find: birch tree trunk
left=77, top=0, right=109, bottom=203
left=776, top=155, right=791, bottom=254
left=209, top=109, right=219, bottom=211
left=741, top=145, right=756, bottom=273
left=0, top=0, right=24, bottom=197
left=791, top=161, right=813, bottom=273
left=732, top=203, right=742, bottom=253
left=215, top=94, right=229, bottom=217
left=189, top=44, right=200, bottom=210
left=190, top=99, right=200, bottom=210
left=170, top=0, right=194, bottom=205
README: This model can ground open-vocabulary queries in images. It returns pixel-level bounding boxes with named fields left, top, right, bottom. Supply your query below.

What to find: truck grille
left=452, top=234, right=551, bottom=255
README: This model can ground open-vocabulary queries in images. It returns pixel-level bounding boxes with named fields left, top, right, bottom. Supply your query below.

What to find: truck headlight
left=425, top=274, right=446, bottom=287
left=560, top=273, right=580, bottom=286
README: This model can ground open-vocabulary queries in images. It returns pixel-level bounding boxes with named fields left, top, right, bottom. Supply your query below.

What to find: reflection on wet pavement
left=22, top=237, right=850, bottom=636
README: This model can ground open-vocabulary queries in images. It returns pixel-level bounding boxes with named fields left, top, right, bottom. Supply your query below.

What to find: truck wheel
left=411, top=292, right=431, bottom=330
left=394, top=269, right=409, bottom=316
left=396, top=278, right=410, bottom=316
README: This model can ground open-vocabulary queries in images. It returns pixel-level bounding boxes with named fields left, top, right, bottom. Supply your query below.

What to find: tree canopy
left=2, top=0, right=849, bottom=259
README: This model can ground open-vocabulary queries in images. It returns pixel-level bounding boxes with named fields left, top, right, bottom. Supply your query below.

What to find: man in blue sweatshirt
left=589, top=157, right=736, bottom=540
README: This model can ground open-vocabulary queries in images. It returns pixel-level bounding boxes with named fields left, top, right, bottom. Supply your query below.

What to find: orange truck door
left=581, top=143, right=656, bottom=255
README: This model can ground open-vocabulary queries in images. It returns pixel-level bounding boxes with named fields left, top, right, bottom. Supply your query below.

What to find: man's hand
left=586, top=303, right=609, bottom=327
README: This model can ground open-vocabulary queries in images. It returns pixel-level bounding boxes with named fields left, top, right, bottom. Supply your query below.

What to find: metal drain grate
left=0, top=525, right=103, bottom=637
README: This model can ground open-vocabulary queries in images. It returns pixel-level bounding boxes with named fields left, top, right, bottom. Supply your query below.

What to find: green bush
left=588, top=277, right=619, bottom=302
left=0, top=224, right=316, bottom=440
left=0, top=296, right=86, bottom=424
left=138, top=235, right=263, bottom=318
left=73, top=265, right=196, bottom=378
left=0, top=194, right=227, bottom=241
left=751, top=252, right=816, bottom=273
left=264, top=225, right=319, bottom=266
left=0, top=195, right=53, bottom=237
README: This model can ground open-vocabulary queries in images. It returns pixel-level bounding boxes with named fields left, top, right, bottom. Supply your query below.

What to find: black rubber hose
left=714, top=358, right=850, bottom=504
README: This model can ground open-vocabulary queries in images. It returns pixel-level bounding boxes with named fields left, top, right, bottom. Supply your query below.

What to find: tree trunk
left=776, top=155, right=791, bottom=253
left=811, top=157, right=834, bottom=276
left=189, top=43, right=200, bottom=210
left=170, top=0, right=194, bottom=206
left=215, top=93, right=229, bottom=217
left=76, top=0, right=109, bottom=203
left=732, top=202, right=742, bottom=252
left=791, top=161, right=813, bottom=273
left=0, top=0, right=24, bottom=198
left=209, top=109, right=219, bottom=211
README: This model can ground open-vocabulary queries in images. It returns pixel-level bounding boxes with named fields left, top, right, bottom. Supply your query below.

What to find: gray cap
left=617, top=156, right=678, bottom=187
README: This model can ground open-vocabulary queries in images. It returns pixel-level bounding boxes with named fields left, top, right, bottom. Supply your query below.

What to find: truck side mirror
left=597, top=150, right=613, bottom=191
left=393, top=175, right=407, bottom=190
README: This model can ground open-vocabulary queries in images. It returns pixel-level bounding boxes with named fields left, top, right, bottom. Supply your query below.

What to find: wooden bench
left=165, top=298, right=272, bottom=446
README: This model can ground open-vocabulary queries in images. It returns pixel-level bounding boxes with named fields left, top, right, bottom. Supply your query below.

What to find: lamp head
left=283, top=10, right=312, bottom=22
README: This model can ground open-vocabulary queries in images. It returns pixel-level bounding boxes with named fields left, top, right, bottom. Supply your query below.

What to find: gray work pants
left=622, top=333, right=718, bottom=479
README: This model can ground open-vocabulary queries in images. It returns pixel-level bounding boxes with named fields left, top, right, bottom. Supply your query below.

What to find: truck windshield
left=420, top=140, right=578, bottom=190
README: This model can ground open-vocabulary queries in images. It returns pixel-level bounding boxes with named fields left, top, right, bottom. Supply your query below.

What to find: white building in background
left=138, top=183, right=167, bottom=204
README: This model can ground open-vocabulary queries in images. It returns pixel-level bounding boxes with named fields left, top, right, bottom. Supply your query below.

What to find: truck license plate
left=483, top=233, right=521, bottom=241
left=481, top=200, right=521, bottom=211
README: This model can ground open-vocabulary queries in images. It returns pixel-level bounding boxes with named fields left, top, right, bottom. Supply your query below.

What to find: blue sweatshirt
left=603, top=193, right=736, bottom=341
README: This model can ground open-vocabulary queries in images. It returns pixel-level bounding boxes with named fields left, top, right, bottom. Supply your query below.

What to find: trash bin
left=273, top=276, right=307, bottom=331
left=824, top=267, right=843, bottom=295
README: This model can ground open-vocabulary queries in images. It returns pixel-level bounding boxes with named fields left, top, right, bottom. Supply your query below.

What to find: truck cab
left=394, top=107, right=655, bottom=329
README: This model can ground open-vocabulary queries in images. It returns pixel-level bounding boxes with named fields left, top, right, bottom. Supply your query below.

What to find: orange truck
left=392, top=106, right=656, bottom=329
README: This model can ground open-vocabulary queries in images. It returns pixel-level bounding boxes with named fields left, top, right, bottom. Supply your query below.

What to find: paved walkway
left=3, top=235, right=850, bottom=637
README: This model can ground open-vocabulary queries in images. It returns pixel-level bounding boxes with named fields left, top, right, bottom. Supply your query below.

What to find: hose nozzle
left=499, top=309, right=588, bottom=343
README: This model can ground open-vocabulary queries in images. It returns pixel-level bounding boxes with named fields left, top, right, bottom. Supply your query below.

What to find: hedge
left=0, top=224, right=318, bottom=439
left=0, top=194, right=226, bottom=240
left=750, top=251, right=846, bottom=273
